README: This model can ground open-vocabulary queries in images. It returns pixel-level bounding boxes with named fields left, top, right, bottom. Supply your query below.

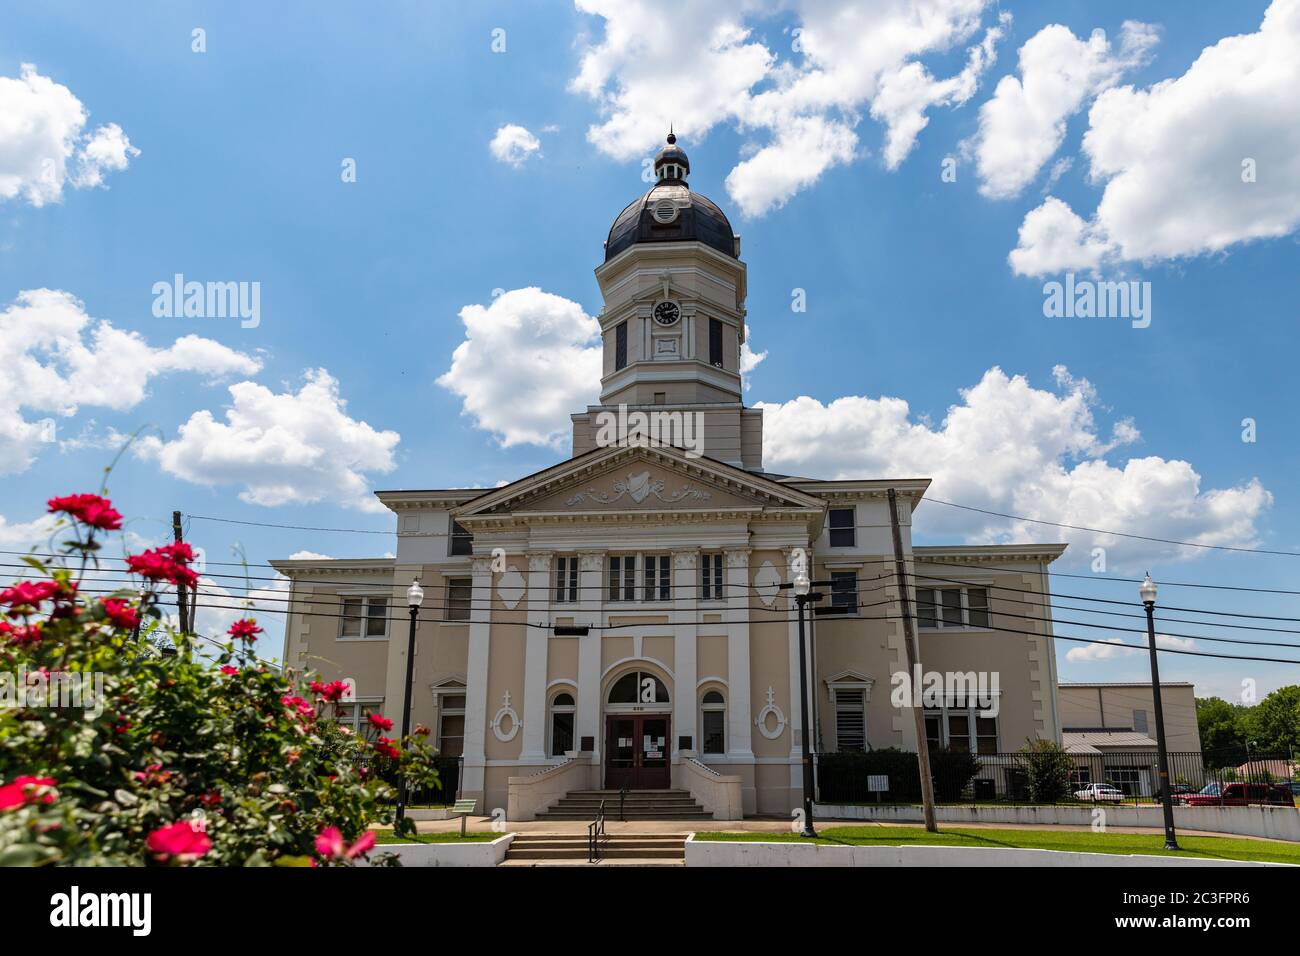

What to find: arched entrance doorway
left=604, top=669, right=671, bottom=790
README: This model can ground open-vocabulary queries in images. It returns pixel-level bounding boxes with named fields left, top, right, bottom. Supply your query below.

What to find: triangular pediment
left=455, top=445, right=823, bottom=521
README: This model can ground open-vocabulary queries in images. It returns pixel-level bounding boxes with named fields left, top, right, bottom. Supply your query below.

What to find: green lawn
left=372, top=831, right=501, bottom=845
left=693, top=826, right=1300, bottom=865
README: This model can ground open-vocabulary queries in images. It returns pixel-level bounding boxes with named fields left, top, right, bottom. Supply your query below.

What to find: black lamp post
left=395, top=578, right=423, bottom=828
left=793, top=567, right=818, bottom=838
left=1140, top=573, right=1179, bottom=850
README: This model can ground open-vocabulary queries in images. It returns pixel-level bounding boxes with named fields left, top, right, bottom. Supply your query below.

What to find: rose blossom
left=146, top=820, right=212, bottom=862
left=47, top=493, right=123, bottom=531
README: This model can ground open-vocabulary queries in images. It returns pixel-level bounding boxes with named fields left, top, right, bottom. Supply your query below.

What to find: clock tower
left=571, top=133, right=764, bottom=470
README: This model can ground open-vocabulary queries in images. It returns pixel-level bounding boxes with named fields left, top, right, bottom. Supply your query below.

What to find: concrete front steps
left=500, top=832, right=687, bottom=867
left=534, top=789, right=712, bottom=821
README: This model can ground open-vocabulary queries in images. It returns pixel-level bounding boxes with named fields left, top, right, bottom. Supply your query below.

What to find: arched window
left=701, top=689, right=726, bottom=755
left=549, top=691, right=575, bottom=757
left=607, top=670, right=669, bottom=705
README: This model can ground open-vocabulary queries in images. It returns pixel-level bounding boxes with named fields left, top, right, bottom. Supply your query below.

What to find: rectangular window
left=340, top=596, right=387, bottom=639
left=449, top=520, right=473, bottom=556
left=975, top=716, right=998, bottom=755
left=608, top=556, right=637, bottom=602
left=947, top=714, right=970, bottom=753
left=700, top=553, right=724, bottom=601
left=336, top=699, right=384, bottom=733
left=446, top=577, right=472, bottom=622
left=551, top=712, right=574, bottom=757
left=702, top=710, right=725, bottom=755
left=830, top=571, right=858, bottom=613
left=438, top=712, right=465, bottom=757
left=642, top=554, right=671, bottom=602
left=615, top=321, right=627, bottom=370
left=554, top=556, right=579, bottom=604
left=1132, top=709, right=1149, bottom=735
left=828, top=507, right=855, bottom=547
left=708, top=317, right=722, bottom=366
left=915, top=586, right=990, bottom=629
left=835, top=689, right=866, bottom=752
left=924, top=712, right=942, bottom=751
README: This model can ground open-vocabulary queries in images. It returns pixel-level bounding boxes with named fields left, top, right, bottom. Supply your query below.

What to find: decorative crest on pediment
left=565, top=469, right=712, bottom=508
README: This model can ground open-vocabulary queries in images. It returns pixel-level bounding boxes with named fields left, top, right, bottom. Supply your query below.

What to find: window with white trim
left=435, top=689, right=465, bottom=757
left=915, top=586, right=989, bottom=629
left=828, top=507, right=855, bottom=547
left=701, top=689, right=726, bottom=755
left=643, top=554, right=671, bottom=602
left=449, top=519, right=473, bottom=556
left=445, top=577, right=472, bottom=622
left=335, top=698, right=384, bottom=733
left=340, top=596, right=388, bottom=639
left=924, top=701, right=998, bottom=754
left=549, top=692, right=575, bottom=756
left=608, top=555, right=637, bottom=601
left=834, top=688, right=867, bottom=752
left=700, top=553, right=724, bottom=601
left=554, top=556, right=579, bottom=604
left=830, top=571, right=858, bottom=613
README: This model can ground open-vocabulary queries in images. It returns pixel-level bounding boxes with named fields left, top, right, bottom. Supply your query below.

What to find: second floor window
left=608, top=555, right=636, bottom=602
left=700, top=553, right=724, bottom=601
left=340, top=596, right=388, bottom=639
left=615, top=321, right=627, bottom=370
left=554, top=556, right=579, bottom=603
left=916, top=586, right=990, bottom=629
left=643, top=554, right=671, bottom=601
left=445, top=577, right=472, bottom=621
left=830, top=571, right=858, bottom=613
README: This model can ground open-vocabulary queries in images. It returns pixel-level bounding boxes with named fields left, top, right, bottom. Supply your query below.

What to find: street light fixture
left=395, top=578, right=424, bottom=827
left=790, top=565, right=817, bottom=837
left=1141, top=572, right=1179, bottom=850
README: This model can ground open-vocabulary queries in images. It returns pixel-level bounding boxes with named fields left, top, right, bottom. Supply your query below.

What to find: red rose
left=315, top=826, right=376, bottom=861
left=373, top=736, right=401, bottom=760
left=0, top=621, right=42, bottom=646
left=309, top=680, right=349, bottom=703
left=126, top=544, right=199, bottom=588
left=227, top=618, right=263, bottom=641
left=0, top=580, right=59, bottom=610
left=145, top=821, right=212, bottom=862
left=366, top=712, right=394, bottom=732
left=281, top=695, right=316, bottom=719
left=99, top=597, right=140, bottom=631
left=0, top=776, right=57, bottom=810
left=47, top=494, right=123, bottom=531
left=219, top=665, right=239, bottom=676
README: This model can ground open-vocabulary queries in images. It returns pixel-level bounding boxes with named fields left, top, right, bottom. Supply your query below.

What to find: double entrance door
left=604, top=713, right=671, bottom=790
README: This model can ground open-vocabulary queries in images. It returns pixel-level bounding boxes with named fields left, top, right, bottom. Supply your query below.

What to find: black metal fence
left=402, top=754, right=463, bottom=807
left=814, top=748, right=1298, bottom=807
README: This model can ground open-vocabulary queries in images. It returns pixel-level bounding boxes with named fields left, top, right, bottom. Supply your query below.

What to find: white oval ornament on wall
left=491, top=690, right=521, bottom=742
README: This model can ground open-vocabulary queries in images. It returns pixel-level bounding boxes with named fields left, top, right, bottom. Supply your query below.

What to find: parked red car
left=1177, top=782, right=1293, bottom=807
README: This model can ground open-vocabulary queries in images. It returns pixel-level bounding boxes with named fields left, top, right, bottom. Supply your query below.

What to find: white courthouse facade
left=274, top=136, right=1067, bottom=819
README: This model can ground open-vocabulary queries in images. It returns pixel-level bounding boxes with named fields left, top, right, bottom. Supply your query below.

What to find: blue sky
left=2, top=1, right=1298, bottom=701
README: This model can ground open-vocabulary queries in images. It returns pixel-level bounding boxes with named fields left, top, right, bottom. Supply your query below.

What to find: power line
left=186, top=514, right=394, bottom=535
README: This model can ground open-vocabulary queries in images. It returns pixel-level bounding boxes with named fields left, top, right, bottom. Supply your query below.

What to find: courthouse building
left=273, top=135, right=1067, bottom=819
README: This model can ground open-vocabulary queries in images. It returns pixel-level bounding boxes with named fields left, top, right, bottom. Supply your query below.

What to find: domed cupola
left=605, top=131, right=739, bottom=262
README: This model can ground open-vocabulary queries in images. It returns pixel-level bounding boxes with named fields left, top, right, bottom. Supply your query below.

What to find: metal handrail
left=587, top=799, right=606, bottom=863
left=619, top=780, right=628, bottom=822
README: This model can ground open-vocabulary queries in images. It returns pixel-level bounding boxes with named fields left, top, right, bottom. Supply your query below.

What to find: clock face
left=653, top=301, right=680, bottom=326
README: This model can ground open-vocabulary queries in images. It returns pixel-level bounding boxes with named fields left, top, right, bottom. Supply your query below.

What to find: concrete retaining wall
left=815, top=802, right=1300, bottom=842
left=372, top=834, right=513, bottom=867
left=685, top=836, right=1287, bottom=867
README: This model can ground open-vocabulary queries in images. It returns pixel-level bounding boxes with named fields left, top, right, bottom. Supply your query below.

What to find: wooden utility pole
left=888, top=488, right=938, bottom=832
left=171, top=510, right=190, bottom=636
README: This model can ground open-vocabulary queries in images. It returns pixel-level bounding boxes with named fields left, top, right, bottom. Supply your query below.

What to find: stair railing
left=619, top=780, right=628, bottom=822
left=587, top=799, right=606, bottom=863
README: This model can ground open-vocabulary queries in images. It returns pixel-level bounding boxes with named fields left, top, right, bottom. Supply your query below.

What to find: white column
left=672, top=550, right=698, bottom=757
left=519, top=552, right=553, bottom=762
left=461, top=556, right=494, bottom=795
left=725, top=548, right=753, bottom=758
left=783, top=547, right=804, bottom=791
left=575, top=552, right=604, bottom=761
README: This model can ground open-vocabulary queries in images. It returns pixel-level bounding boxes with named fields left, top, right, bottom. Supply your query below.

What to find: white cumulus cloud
left=489, top=124, right=543, bottom=167
left=135, top=369, right=400, bottom=512
left=0, top=64, right=138, bottom=206
left=1010, top=0, right=1300, bottom=271
left=0, top=289, right=260, bottom=475
left=759, top=365, right=1271, bottom=570
left=969, top=21, right=1157, bottom=199
left=437, top=288, right=601, bottom=449
left=571, top=0, right=1006, bottom=217
left=1066, top=633, right=1196, bottom=663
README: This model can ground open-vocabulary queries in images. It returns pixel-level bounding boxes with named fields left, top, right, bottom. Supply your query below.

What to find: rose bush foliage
left=0, top=494, right=439, bottom=866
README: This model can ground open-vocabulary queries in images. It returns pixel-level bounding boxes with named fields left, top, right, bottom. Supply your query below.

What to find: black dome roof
left=604, top=133, right=737, bottom=262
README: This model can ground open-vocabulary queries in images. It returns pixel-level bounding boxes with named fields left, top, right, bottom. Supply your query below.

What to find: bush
left=1017, top=738, right=1074, bottom=803
left=0, top=493, right=441, bottom=866
left=817, top=747, right=981, bottom=803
